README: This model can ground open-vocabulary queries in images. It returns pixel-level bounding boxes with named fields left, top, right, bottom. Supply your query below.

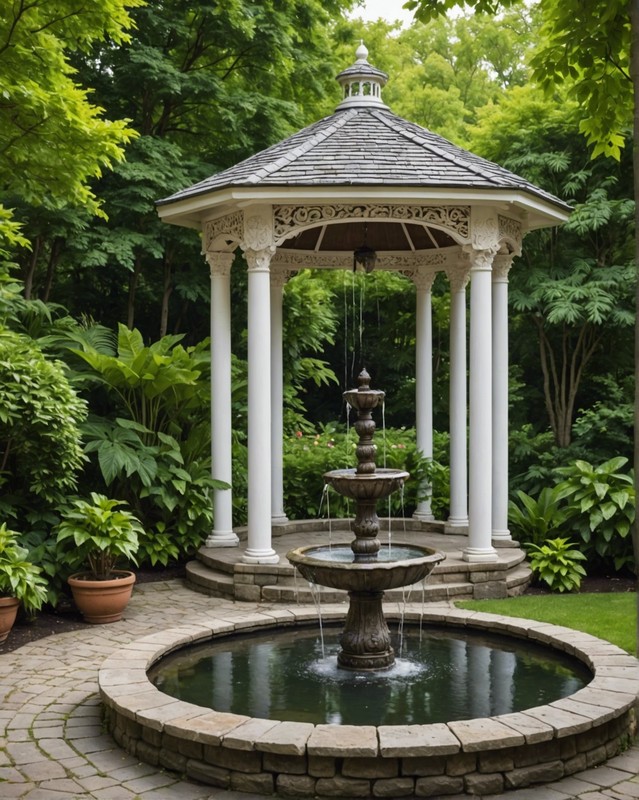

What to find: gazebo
left=157, top=44, right=570, bottom=573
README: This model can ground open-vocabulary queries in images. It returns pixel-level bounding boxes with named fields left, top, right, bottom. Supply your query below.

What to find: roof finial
left=355, top=40, right=368, bottom=62
left=335, top=43, right=389, bottom=112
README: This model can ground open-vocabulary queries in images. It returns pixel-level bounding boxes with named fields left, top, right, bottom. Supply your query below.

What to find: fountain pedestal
left=287, top=369, right=445, bottom=671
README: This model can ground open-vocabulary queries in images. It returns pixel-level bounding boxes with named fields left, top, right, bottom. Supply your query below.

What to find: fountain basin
left=324, top=467, right=409, bottom=501
left=287, top=543, right=444, bottom=592
left=100, top=607, right=639, bottom=798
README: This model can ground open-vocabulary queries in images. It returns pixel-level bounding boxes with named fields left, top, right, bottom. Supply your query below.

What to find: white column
left=242, top=244, right=279, bottom=564
left=464, top=248, right=498, bottom=563
left=492, top=255, right=514, bottom=542
left=205, top=252, right=238, bottom=547
left=446, top=265, right=470, bottom=530
left=271, top=268, right=289, bottom=525
left=412, top=269, right=436, bottom=521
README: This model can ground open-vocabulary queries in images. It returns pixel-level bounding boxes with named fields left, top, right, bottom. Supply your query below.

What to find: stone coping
left=99, top=606, right=639, bottom=761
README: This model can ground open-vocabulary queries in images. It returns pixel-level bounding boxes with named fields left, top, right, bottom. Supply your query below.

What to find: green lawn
left=456, top=593, right=636, bottom=654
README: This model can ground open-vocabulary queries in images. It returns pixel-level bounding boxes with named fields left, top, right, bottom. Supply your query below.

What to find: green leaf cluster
left=555, top=457, right=635, bottom=571
left=0, top=329, right=87, bottom=505
left=525, top=537, right=587, bottom=593
left=0, top=523, right=48, bottom=613
left=55, top=492, right=142, bottom=580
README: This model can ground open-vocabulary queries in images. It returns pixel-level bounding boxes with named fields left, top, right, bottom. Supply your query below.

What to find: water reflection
left=149, top=625, right=590, bottom=727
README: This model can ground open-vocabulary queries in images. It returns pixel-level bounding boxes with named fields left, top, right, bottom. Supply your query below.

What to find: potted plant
left=55, top=493, right=143, bottom=624
left=0, top=523, right=48, bottom=642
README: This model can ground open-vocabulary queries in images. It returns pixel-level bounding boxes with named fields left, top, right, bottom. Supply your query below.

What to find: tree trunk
left=630, top=0, right=639, bottom=658
left=42, top=238, right=62, bottom=303
left=160, top=254, right=172, bottom=338
left=23, top=236, right=40, bottom=300
left=127, top=257, right=142, bottom=330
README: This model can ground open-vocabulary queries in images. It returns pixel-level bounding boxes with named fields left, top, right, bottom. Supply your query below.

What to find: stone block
left=262, top=752, right=307, bottom=774
left=276, top=774, right=317, bottom=796
left=186, top=758, right=230, bottom=788
left=379, top=724, right=460, bottom=757
left=230, top=771, right=274, bottom=794
left=158, top=746, right=187, bottom=773
left=446, top=751, right=476, bottom=776
left=342, top=756, right=398, bottom=778
left=447, top=718, right=524, bottom=751
left=577, top=725, right=609, bottom=752
left=523, top=705, right=592, bottom=736
left=586, top=744, right=608, bottom=767
left=204, top=744, right=262, bottom=772
left=315, top=775, right=371, bottom=797
left=176, top=737, right=203, bottom=760
left=136, top=740, right=160, bottom=766
left=372, top=777, right=415, bottom=796
left=234, top=584, right=262, bottom=602
left=464, top=771, right=505, bottom=795
left=414, top=775, right=464, bottom=796
left=473, top=582, right=508, bottom=600
left=167, top=709, right=249, bottom=745
left=504, top=760, right=564, bottom=788
left=141, top=726, right=162, bottom=747
left=308, top=755, right=336, bottom=777
left=498, top=711, right=554, bottom=744
left=308, top=725, right=378, bottom=757
left=563, top=752, right=587, bottom=775
left=559, top=737, right=577, bottom=759
left=478, top=750, right=514, bottom=773
left=401, top=756, right=446, bottom=777
left=223, top=717, right=280, bottom=750
left=255, top=720, right=314, bottom=755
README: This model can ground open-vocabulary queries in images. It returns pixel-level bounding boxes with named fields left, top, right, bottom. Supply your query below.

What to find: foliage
left=66, top=327, right=224, bottom=562
left=55, top=493, right=142, bottom=580
left=282, top=425, right=449, bottom=521
left=525, top=537, right=587, bottom=593
left=508, top=487, right=568, bottom=546
left=0, top=0, right=140, bottom=238
left=0, top=524, right=48, bottom=613
left=555, top=457, right=635, bottom=572
left=0, top=329, right=87, bottom=509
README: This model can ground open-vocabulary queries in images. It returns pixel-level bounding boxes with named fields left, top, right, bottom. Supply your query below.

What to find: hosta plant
left=525, top=537, right=587, bottom=593
left=55, top=493, right=142, bottom=580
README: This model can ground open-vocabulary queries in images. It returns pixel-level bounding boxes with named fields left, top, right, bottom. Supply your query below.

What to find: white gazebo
left=157, top=44, right=570, bottom=571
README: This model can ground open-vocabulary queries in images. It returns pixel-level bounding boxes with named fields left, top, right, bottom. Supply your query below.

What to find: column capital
left=270, top=267, right=293, bottom=290
left=446, top=262, right=471, bottom=293
left=492, top=253, right=515, bottom=284
left=205, top=251, right=234, bottom=278
left=463, top=245, right=498, bottom=273
left=244, top=246, right=276, bottom=273
left=404, top=268, right=437, bottom=292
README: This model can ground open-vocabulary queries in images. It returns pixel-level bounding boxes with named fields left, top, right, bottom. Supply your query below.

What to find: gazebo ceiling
left=157, top=43, right=571, bottom=238
left=280, top=220, right=456, bottom=252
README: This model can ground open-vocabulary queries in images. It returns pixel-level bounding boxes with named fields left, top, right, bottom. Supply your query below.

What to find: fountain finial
left=357, top=368, right=371, bottom=390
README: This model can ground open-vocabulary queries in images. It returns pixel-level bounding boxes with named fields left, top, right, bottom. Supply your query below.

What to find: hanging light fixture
left=353, top=224, right=377, bottom=273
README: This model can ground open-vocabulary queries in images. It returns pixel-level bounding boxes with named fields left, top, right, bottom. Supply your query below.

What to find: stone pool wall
left=99, top=607, right=639, bottom=797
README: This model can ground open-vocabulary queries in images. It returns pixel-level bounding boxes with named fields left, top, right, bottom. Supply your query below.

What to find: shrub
left=525, top=537, right=587, bottom=593
left=508, top=486, right=569, bottom=546
left=555, top=457, right=635, bottom=572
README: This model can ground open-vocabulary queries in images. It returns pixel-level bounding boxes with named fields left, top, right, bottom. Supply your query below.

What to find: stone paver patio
left=1, top=579, right=638, bottom=799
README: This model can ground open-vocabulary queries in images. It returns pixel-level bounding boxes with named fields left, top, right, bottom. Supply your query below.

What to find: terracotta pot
left=68, top=570, right=136, bottom=624
left=0, top=596, right=20, bottom=642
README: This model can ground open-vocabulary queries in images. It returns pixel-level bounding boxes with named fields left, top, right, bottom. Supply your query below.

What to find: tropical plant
left=0, top=523, right=48, bottom=613
left=55, top=493, right=142, bottom=580
left=554, top=457, right=635, bottom=572
left=508, top=486, right=568, bottom=546
left=525, top=537, right=587, bottom=593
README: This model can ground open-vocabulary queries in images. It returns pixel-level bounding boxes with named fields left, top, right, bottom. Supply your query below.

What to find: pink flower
left=295, top=431, right=303, bottom=438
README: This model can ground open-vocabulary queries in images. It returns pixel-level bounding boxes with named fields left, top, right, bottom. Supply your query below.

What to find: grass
left=456, top=593, right=636, bottom=654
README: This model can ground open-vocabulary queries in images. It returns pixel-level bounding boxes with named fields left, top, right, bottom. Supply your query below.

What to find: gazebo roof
left=157, top=44, right=570, bottom=238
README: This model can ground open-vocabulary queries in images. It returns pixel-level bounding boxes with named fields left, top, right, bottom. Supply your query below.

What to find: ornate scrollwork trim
left=203, top=212, right=244, bottom=252
left=273, top=204, right=470, bottom=243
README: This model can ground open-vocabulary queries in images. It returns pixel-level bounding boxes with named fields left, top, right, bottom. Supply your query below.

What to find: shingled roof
left=157, top=44, right=569, bottom=216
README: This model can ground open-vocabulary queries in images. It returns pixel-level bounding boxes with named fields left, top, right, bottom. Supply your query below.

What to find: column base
left=205, top=531, right=240, bottom=548
left=492, top=528, right=512, bottom=543
left=271, top=514, right=289, bottom=526
left=242, top=548, right=280, bottom=565
left=413, top=509, right=435, bottom=522
left=445, top=516, right=469, bottom=533
left=462, top=546, right=498, bottom=563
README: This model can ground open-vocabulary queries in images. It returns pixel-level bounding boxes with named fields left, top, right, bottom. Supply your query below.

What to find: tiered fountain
left=287, top=369, right=444, bottom=670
